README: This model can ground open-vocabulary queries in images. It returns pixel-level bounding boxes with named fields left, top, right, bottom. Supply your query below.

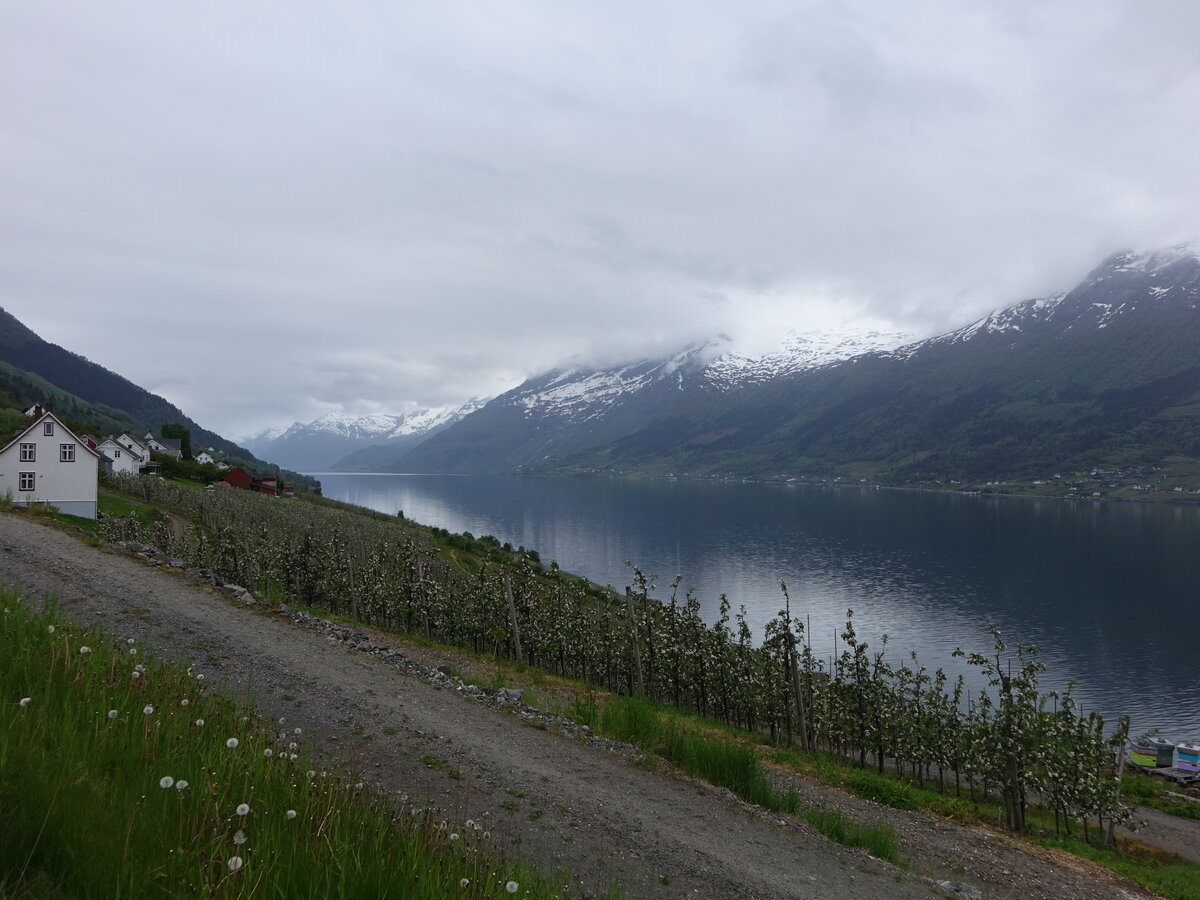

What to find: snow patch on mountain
left=509, top=327, right=912, bottom=421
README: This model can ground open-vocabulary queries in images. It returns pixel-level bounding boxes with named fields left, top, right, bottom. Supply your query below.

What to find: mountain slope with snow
left=391, top=244, right=1200, bottom=480
left=245, top=400, right=488, bottom=472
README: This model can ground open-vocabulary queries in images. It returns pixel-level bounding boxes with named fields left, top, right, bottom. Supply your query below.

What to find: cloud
left=1, top=0, right=1197, bottom=437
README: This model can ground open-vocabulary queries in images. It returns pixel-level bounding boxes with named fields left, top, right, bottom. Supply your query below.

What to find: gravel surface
left=0, top=512, right=1169, bottom=899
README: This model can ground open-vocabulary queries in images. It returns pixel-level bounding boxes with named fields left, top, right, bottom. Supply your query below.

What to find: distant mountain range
left=242, top=400, right=488, bottom=472
left=374, top=244, right=1200, bottom=483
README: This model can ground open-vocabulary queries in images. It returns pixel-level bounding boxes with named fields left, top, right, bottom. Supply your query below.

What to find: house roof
left=0, top=412, right=103, bottom=459
left=156, top=437, right=183, bottom=450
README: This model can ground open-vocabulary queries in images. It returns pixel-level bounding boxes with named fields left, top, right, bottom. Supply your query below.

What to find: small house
left=96, top=437, right=144, bottom=476
left=0, top=411, right=101, bottom=518
left=144, top=434, right=183, bottom=459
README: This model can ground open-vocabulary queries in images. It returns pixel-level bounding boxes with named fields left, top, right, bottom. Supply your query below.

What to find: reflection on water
left=315, top=473, right=1200, bottom=737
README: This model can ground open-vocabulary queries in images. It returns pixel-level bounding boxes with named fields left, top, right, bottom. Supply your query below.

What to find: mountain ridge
left=382, top=246, right=1200, bottom=483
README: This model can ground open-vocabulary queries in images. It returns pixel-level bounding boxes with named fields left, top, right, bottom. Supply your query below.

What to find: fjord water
left=317, top=473, right=1200, bottom=738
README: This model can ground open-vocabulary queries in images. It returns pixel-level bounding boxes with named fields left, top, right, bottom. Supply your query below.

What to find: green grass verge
left=0, top=589, right=596, bottom=899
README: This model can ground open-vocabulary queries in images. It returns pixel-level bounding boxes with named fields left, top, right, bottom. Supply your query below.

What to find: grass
left=1122, top=772, right=1200, bottom=821
left=0, top=588, right=597, bottom=899
left=597, top=696, right=802, bottom=813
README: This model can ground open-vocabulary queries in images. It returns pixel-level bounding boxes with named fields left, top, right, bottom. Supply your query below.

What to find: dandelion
left=195, top=718, right=205, bottom=727
left=160, top=776, right=175, bottom=789
left=460, top=878, right=470, bottom=888
left=131, top=671, right=140, bottom=679
left=176, top=780, right=189, bottom=790
left=128, top=638, right=135, bottom=645
left=108, top=709, right=118, bottom=719
left=450, top=832, right=459, bottom=842
left=129, top=648, right=137, bottom=656
left=80, top=646, right=91, bottom=655
left=264, top=748, right=273, bottom=758
left=19, top=697, right=31, bottom=707
left=233, top=829, right=247, bottom=845
left=306, top=770, right=315, bottom=779
left=236, top=803, right=250, bottom=816
left=294, top=727, right=302, bottom=735
left=286, top=809, right=297, bottom=820
left=466, top=820, right=475, bottom=829
left=226, top=738, right=239, bottom=749
left=227, top=856, right=243, bottom=872
left=143, top=705, right=154, bottom=715
left=289, top=753, right=297, bottom=761
left=180, top=698, right=189, bottom=707
left=47, top=625, right=54, bottom=633
left=506, top=881, right=519, bottom=894
left=196, top=674, right=204, bottom=680
left=279, top=717, right=286, bottom=725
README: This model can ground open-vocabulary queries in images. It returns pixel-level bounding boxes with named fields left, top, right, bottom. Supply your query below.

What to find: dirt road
left=0, top=513, right=1160, bottom=899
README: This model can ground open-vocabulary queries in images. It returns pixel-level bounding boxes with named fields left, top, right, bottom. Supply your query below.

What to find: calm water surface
left=315, top=473, right=1200, bottom=738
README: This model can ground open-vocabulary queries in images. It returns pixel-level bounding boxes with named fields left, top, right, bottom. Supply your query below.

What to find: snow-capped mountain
left=245, top=399, right=488, bottom=472
left=506, top=326, right=913, bottom=425
left=891, top=242, right=1200, bottom=358
left=392, top=244, right=1200, bottom=479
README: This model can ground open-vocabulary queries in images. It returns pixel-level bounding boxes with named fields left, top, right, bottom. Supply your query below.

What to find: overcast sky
left=2, top=1, right=1198, bottom=439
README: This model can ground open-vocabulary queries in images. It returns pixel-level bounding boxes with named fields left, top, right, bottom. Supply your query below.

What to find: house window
left=19, top=443, right=35, bottom=462
left=19, top=472, right=35, bottom=491
left=60, top=443, right=75, bottom=462
left=115, top=449, right=121, bottom=458
left=43, top=421, right=54, bottom=436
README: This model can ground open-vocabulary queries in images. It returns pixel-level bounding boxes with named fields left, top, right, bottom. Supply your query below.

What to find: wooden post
left=504, top=570, right=524, bottom=664
left=626, top=587, right=644, bottom=697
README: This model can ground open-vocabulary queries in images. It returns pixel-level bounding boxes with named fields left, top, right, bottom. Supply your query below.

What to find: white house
left=0, top=411, right=101, bottom=518
left=195, top=451, right=215, bottom=465
left=144, top=433, right=183, bottom=459
left=115, top=432, right=152, bottom=462
left=96, top=437, right=144, bottom=475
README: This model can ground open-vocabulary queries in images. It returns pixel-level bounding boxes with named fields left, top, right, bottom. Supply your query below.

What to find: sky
left=2, top=1, right=1198, bottom=439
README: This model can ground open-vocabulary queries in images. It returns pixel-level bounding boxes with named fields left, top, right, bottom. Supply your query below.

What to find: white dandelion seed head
left=135, top=664, right=146, bottom=673
left=236, top=803, right=250, bottom=816
left=143, top=705, right=154, bottom=715
left=263, top=748, right=273, bottom=757
left=196, top=674, right=204, bottom=680
left=460, top=878, right=470, bottom=888
left=450, top=832, right=459, bottom=842
left=466, top=819, right=474, bottom=829
left=233, top=829, right=247, bottom=845
left=129, top=648, right=137, bottom=656
left=287, top=742, right=297, bottom=751
left=226, top=738, right=239, bottom=749
left=176, top=780, right=189, bottom=790
left=131, top=671, right=140, bottom=679
left=293, top=727, right=302, bottom=735
left=289, top=753, right=297, bottom=761
left=506, top=881, right=519, bottom=894
left=180, top=698, right=189, bottom=707
left=19, top=697, right=31, bottom=707
left=278, top=717, right=286, bottom=725
left=79, top=646, right=91, bottom=654
left=47, top=625, right=54, bottom=633
left=195, top=719, right=205, bottom=727
left=286, top=809, right=297, bottom=820
left=306, top=770, right=315, bottom=779
left=227, top=856, right=243, bottom=872
left=160, top=776, right=174, bottom=789
left=108, top=709, right=118, bottom=719
left=127, top=638, right=135, bottom=645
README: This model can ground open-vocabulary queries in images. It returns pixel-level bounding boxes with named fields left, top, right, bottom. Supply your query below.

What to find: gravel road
left=0, top=512, right=1165, bottom=899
